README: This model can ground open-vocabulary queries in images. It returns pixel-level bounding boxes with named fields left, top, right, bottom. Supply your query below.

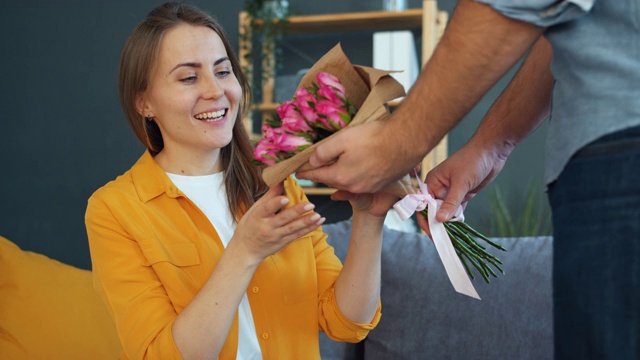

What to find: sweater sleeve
left=85, top=190, right=183, bottom=360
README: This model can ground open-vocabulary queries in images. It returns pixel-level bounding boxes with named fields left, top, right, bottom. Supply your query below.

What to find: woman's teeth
left=195, top=109, right=226, bottom=121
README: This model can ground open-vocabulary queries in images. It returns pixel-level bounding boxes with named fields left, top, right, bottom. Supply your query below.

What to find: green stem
left=458, top=221, right=508, bottom=251
left=420, top=209, right=507, bottom=283
left=450, top=237, right=490, bottom=282
left=455, top=248, right=475, bottom=280
left=458, top=231, right=503, bottom=264
left=459, top=248, right=491, bottom=283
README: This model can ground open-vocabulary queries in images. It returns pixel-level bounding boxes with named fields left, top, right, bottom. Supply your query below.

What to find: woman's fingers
left=256, top=182, right=288, bottom=214
left=274, top=202, right=326, bottom=234
left=253, top=191, right=324, bottom=236
left=278, top=214, right=326, bottom=243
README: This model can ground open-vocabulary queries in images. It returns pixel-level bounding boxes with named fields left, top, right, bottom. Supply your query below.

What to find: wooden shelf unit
left=240, top=0, right=448, bottom=194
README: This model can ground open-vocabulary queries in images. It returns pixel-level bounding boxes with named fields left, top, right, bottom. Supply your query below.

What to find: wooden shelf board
left=302, top=187, right=336, bottom=196
left=252, top=103, right=279, bottom=112
left=285, top=9, right=423, bottom=34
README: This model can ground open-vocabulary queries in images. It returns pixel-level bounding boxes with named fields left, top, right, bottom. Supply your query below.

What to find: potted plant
left=240, top=0, right=291, bottom=102
left=483, top=181, right=553, bottom=237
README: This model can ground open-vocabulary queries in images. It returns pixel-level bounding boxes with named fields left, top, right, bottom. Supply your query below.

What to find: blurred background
left=0, top=0, right=550, bottom=270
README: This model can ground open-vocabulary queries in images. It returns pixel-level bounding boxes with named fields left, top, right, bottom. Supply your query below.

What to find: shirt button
left=261, top=332, right=269, bottom=340
left=252, top=286, right=259, bottom=294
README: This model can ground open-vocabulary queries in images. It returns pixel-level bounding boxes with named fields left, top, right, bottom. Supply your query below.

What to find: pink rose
left=292, top=99, right=320, bottom=127
left=278, top=101, right=313, bottom=134
left=262, top=124, right=311, bottom=151
left=316, top=72, right=346, bottom=100
left=293, top=87, right=316, bottom=105
left=282, top=116, right=313, bottom=135
left=275, top=132, right=312, bottom=152
left=316, top=99, right=349, bottom=130
left=261, top=124, right=279, bottom=141
left=253, top=140, right=278, bottom=166
left=317, top=85, right=341, bottom=104
left=276, top=100, right=295, bottom=120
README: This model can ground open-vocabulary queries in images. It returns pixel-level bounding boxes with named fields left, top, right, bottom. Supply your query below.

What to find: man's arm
left=423, top=36, right=554, bottom=224
left=297, top=0, right=546, bottom=194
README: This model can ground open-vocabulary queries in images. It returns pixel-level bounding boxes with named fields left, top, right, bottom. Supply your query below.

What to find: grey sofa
left=320, top=220, right=553, bottom=360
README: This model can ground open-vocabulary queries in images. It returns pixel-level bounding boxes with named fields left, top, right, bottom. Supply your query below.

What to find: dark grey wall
left=0, top=0, right=548, bottom=270
left=0, top=0, right=243, bottom=269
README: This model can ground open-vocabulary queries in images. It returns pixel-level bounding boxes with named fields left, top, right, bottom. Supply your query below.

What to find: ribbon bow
left=393, top=176, right=465, bottom=222
left=392, top=177, right=480, bottom=299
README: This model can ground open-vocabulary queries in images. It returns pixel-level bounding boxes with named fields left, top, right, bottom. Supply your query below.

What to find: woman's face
left=140, top=24, right=242, bottom=158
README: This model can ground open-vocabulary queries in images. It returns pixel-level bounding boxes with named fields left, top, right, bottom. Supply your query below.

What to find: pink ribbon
left=393, top=177, right=464, bottom=222
left=392, top=177, right=480, bottom=299
left=393, top=179, right=430, bottom=221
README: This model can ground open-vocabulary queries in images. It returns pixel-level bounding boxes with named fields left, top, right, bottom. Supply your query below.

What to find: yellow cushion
left=0, top=236, right=122, bottom=359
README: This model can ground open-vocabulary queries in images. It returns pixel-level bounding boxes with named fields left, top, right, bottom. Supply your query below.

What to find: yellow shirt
left=85, top=151, right=381, bottom=359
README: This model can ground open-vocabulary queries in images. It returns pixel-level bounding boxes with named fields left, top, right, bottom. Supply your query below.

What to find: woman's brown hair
left=118, top=1, right=268, bottom=220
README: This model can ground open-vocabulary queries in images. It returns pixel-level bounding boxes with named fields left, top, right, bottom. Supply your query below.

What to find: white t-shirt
left=167, top=172, right=262, bottom=360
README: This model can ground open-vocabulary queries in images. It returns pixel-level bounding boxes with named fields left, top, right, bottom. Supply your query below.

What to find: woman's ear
left=136, top=93, right=153, bottom=118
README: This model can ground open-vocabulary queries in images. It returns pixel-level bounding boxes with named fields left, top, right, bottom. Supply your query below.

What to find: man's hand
left=425, top=139, right=509, bottom=226
left=296, top=120, right=423, bottom=194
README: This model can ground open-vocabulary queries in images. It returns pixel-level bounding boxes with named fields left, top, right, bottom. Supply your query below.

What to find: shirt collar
left=131, top=150, right=182, bottom=203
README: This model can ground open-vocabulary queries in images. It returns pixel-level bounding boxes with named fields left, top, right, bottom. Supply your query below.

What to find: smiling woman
left=84, top=2, right=396, bottom=359
left=139, top=24, right=241, bottom=175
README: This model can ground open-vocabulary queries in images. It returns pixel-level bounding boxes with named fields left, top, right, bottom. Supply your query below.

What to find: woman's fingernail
left=303, top=203, right=315, bottom=212
left=281, top=198, right=290, bottom=206
left=316, top=217, right=326, bottom=225
left=310, top=213, right=321, bottom=222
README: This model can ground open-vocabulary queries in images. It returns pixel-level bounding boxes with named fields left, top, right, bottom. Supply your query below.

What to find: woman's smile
left=194, top=108, right=228, bottom=123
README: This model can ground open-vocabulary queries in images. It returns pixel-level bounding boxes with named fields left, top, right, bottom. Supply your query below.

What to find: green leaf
left=339, top=112, right=352, bottom=127
left=485, top=182, right=552, bottom=237
left=264, top=115, right=282, bottom=128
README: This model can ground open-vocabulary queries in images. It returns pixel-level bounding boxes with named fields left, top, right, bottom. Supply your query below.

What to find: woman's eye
left=180, top=76, right=197, bottom=83
left=216, top=70, right=231, bottom=78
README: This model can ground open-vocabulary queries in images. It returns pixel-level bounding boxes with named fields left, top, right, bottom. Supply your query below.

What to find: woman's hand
left=230, top=182, right=325, bottom=264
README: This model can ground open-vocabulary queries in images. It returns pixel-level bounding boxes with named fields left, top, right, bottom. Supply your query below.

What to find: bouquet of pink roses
left=254, top=44, right=405, bottom=186
left=253, top=44, right=505, bottom=299
left=253, top=72, right=358, bottom=166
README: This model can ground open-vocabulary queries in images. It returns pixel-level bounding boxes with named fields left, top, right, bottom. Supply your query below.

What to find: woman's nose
left=203, top=75, right=224, bottom=99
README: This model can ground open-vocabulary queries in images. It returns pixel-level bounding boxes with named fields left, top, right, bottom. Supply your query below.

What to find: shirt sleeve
left=282, top=177, right=382, bottom=342
left=475, top=0, right=595, bottom=27
left=85, top=191, right=183, bottom=360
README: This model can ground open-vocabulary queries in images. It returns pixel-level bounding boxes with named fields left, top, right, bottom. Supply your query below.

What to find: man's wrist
left=469, top=131, right=516, bottom=162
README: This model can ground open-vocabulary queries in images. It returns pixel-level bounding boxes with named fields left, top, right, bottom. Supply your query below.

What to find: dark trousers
left=549, top=125, right=640, bottom=360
